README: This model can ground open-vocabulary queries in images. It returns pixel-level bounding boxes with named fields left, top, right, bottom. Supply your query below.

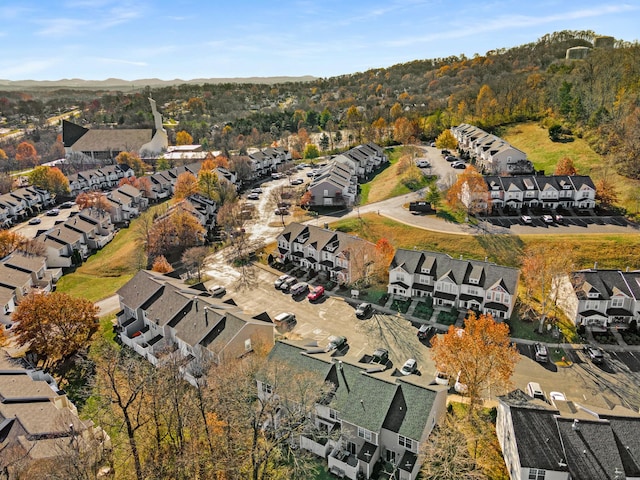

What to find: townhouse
left=106, top=183, right=149, bottom=223
left=115, top=270, right=274, bottom=386
left=67, top=164, right=133, bottom=196
left=555, top=267, right=640, bottom=331
left=496, top=389, right=640, bottom=480
left=256, top=341, right=448, bottom=480
left=276, top=223, right=376, bottom=285
left=485, top=175, right=597, bottom=211
left=0, top=356, right=110, bottom=479
left=452, top=124, right=533, bottom=175
left=247, top=146, right=291, bottom=179
left=388, top=249, right=519, bottom=320
left=306, top=143, right=387, bottom=208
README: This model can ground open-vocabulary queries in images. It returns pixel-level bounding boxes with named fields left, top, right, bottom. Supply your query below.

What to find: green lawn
left=502, top=122, right=640, bottom=215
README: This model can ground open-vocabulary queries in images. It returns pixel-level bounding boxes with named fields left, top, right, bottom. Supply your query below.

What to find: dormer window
left=421, top=267, right=430, bottom=274
left=469, top=277, right=479, bottom=285
left=587, top=292, right=599, bottom=299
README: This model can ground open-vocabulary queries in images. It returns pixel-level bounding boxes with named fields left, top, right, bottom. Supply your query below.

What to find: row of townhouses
left=497, top=389, right=640, bottom=480
left=276, top=222, right=376, bottom=285
left=67, top=164, right=134, bottom=196
left=115, top=270, right=275, bottom=387
left=451, top=124, right=534, bottom=175
left=0, top=252, right=62, bottom=315
left=388, top=249, right=519, bottom=320
left=257, top=341, right=448, bottom=480
left=485, top=175, right=597, bottom=211
left=0, top=187, right=55, bottom=228
left=556, top=268, right=640, bottom=331
left=36, top=208, right=115, bottom=268
left=247, top=146, right=292, bottom=179
left=307, top=143, right=387, bottom=207
left=0, top=355, right=110, bottom=479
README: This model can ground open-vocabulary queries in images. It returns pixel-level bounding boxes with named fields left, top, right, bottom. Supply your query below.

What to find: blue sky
left=1, top=0, right=639, bottom=81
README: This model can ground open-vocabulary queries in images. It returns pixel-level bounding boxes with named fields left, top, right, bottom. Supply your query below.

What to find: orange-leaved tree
left=431, top=312, right=518, bottom=409
left=176, top=130, right=193, bottom=145
left=554, top=156, right=578, bottom=176
left=173, top=171, right=199, bottom=200
left=445, top=166, right=489, bottom=215
left=28, top=165, right=70, bottom=196
left=12, top=292, right=99, bottom=368
left=15, top=141, right=39, bottom=167
left=116, top=151, right=149, bottom=178
left=151, top=255, right=173, bottom=273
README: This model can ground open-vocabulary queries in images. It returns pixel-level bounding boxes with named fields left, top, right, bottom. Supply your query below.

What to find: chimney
left=572, top=419, right=580, bottom=431
left=193, top=296, right=198, bottom=311
left=460, top=254, right=463, bottom=260
left=204, top=306, right=208, bottom=326
left=626, top=266, right=630, bottom=272
left=593, top=262, right=598, bottom=270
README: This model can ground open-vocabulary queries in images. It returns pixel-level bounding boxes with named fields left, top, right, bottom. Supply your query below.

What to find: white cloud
left=36, top=18, right=92, bottom=37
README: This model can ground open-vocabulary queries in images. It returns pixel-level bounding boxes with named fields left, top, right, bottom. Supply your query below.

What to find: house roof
left=68, top=126, right=153, bottom=152
left=117, top=270, right=165, bottom=310
left=600, top=415, right=640, bottom=477
left=2, top=252, right=46, bottom=273
left=572, top=269, right=640, bottom=301
left=383, top=378, right=438, bottom=440
left=391, top=248, right=519, bottom=295
left=0, top=264, right=31, bottom=289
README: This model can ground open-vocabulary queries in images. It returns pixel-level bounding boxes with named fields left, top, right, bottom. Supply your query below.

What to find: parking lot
left=482, top=214, right=629, bottom=229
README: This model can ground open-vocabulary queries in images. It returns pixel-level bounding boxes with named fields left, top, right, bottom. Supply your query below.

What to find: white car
left=434, top=371, right=449, bottom=386
left=549, top=391, right=566, bottom=405
left=415, top=160, right=430, bottom=168
left=521, top=215, right=532, bottom=224
left=209, top=285, right=226, bottom=297
left=400, top=359, right=417, bottom=375
left=542, top=215, right=554, bottom=224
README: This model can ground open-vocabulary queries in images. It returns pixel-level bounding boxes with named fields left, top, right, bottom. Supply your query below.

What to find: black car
left=371, top=348, right=389, bottom=364
left=355, top=302, right=373, bottom=318
left=417, top=324, right=435, bottom=340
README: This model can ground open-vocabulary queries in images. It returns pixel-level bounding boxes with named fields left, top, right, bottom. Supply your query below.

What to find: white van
left=527, top=382, right=545, bottom=401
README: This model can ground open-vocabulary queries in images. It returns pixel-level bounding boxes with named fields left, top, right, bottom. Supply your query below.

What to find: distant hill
left=0, top=76, right=318, bottom=91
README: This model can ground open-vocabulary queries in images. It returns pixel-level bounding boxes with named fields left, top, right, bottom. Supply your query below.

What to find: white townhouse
left=307, top=160, right=358, bottom=207
left=277, top=223, right=376, bottom=285
left=256, top=341, right=448, bottom=480
left=452, top=124, right=533, bottom=175
left=388, top=249, right=519, bottom=320
left=106, top=183, right=149, bottom=223
left=555, top=268, right=640, bottom=332
left=115, top=270, right=274, bottom=386
left=484, top=175, right=596, bottom=211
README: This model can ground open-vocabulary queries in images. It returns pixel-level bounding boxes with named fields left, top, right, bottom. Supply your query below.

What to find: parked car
left=251, top=187, right=263, bottom=194
left=28, top=217, right=42, bottom=225
left=274, top=312, right=296, bottom=329
left=534, top=342, right=548, bottom=363
left=451, top=161, right=467, bottom=169
left=526, top=381, right=546, bottom=401
left=307, top=285, right=325, bottom=301
left=326, top=335, right=347, bottom=351
left=400, top=358, right=417, bottom=376
left=584, top=345, right=604, bottom=364
left=306, top=171, right=316, bottom=177
left=416, top=160, right=431, bottom=168
left=521, top=215, right=532, bottom=224
left=445, top=155, right=458, bottom=162
left=280, top=276, right=298, bottom=291
left=247, top=193, right=260, bottom=200
left=371, top=348, right=389, bottom=365
left=291, top=178, right=304, bottom=185
left=355, top=302, right=373, bottom=318
left=46, top=208, right=60, bottom=216
left=417, top=324, right=435, bottom=340
left=441, top=149, right=451, bottom=155
left=430, top=142, right=436, bottom=147
left=209, top=285, right=226, bottom=297
left=542, top=215, right=554, bottom=224
left=290, top=282, right=309, bottom=296
left=271, top=172, right=283, bottom=179
left=555, top=214, right=564, bottom=224
left=60, top=201, right=76, bottom=209
left=549, top=391, right=566, bottom=406
left=274, top=274, right=292, bottom=288
left=274, top=208, right=290, bottom=216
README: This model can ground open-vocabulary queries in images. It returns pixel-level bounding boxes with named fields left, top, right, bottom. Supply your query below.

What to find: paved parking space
left=481, top=214, right=630, bottom=232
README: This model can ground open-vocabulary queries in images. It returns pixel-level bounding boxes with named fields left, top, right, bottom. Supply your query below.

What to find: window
left=398, top=435, right=413, bottom=450
left=244, top=338, right=252, bottom=352
left=585, top=300, right=600, bottom=310
left=395, top=273, right=404, bottom=282
left=528, top=468, right=546, bottom=480
left=329, top=409, right=339, bottom=420
left=611, top=297, right=624, bottom=308
left=261, top=383, right=272, bottom=395
left=467, top=287, right=478, bottom=296
left=357, top=427, right=372, bottom=442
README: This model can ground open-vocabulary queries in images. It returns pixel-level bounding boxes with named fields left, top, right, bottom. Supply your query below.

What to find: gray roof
left=572, top=269, right=640, bottom=301
left=70, top=127, right=153, bottom=152
left=391, top=248, right=519, bottom=295
left=117, top=270, right=165, bottom=310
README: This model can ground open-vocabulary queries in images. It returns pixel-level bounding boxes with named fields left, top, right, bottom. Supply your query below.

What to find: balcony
left=328, top=446, right=359, bottom=480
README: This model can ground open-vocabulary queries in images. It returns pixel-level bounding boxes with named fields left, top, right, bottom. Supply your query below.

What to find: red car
left=307, top=285, right=325, bottom=301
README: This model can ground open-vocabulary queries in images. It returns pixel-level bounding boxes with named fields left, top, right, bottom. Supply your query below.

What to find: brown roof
left=71, top=128, right=152, bottom=152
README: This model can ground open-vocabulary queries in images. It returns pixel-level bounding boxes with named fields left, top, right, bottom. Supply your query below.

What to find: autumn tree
left=198, top=167, right=220, bottom=201
left=300, top=190, right=312, bottom=209
left=15, top=141, right=39, bottom=167
left=119, top=175, right=152, bottom=198
left=12, top=292, right=98, bottom=368
left=116, top=151, right=149, bottom=178
left=75, top=191, right=111, bottom=213
left=595, top=177, right=619, bottom=208
left=520, top=244, right=575, bottom=333
left=554, top=156, right=578, bottom=176
left=28, top=165, right=70, bottom=196
left=431, top=312, right=519, bottom=409
left=151, top=255, right=173, bottom=273
left=435, top=129, right=458, bottom=150
left=176, top=130, right=193, bottom=145
left=445, top=166, right=489, bottom=215
left=0, top=172, right=14, bottom=194
left=421, top=413, right=487, bottom=480
left=393, top=117, right=419, bottom=145
left=147, top=205, right=204, bottom=258
left=181, top=246, right=211, bottom=282
left=0, top=231, right=45, bottom=257
left=372, top=238, right=395, bottom=281
left=173, top=171, right=199, bottom=200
